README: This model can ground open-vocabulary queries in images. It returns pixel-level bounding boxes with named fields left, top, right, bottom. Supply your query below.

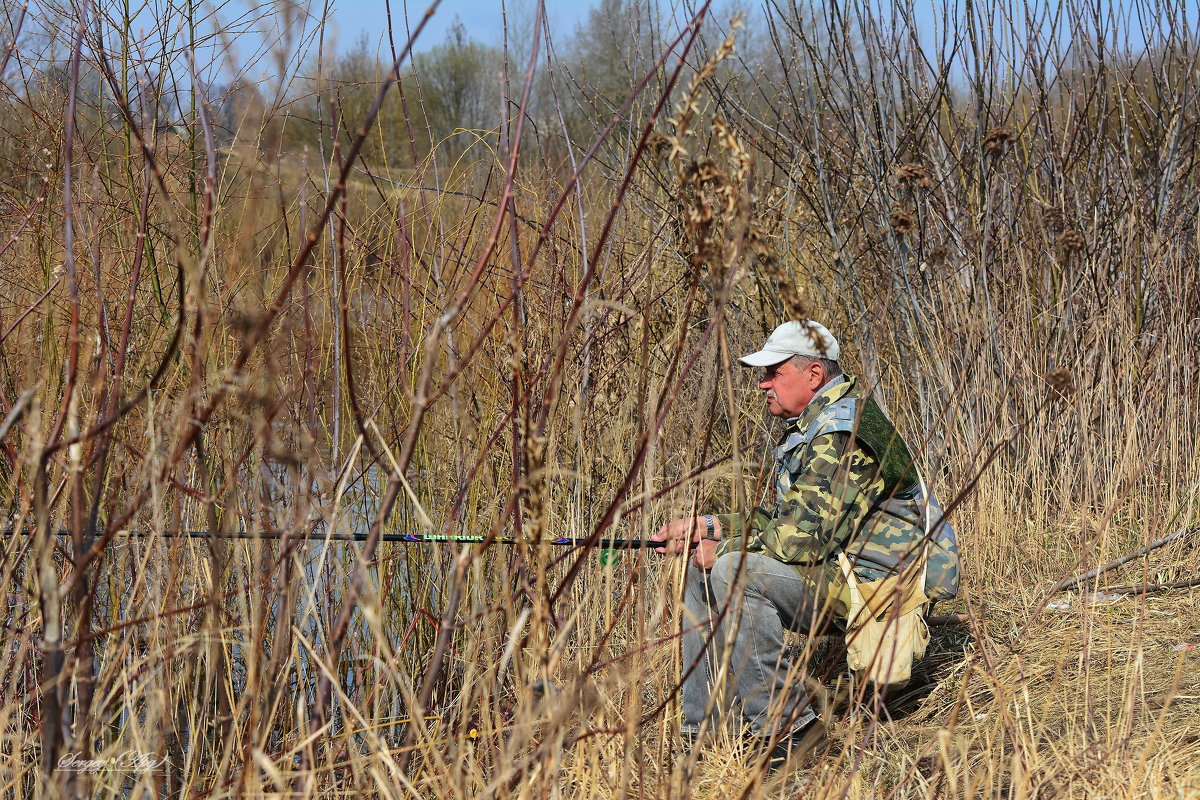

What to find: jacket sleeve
left=753, top=431, right=883, bottom=565
left=713, top=508, right=771, bottom=557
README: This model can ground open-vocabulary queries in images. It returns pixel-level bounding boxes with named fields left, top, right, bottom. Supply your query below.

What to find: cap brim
left=737, top=350, right=793, bottom=368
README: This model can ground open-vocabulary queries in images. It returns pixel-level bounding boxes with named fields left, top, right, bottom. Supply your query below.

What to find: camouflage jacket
left=715, top=375, right=959, bottom=615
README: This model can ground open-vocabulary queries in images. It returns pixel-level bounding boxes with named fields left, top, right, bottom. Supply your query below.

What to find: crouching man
left=652, top=320, right=959, bottom=768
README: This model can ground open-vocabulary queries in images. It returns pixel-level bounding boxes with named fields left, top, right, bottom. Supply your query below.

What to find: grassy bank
left=0, top=0, right=1197, bottom=797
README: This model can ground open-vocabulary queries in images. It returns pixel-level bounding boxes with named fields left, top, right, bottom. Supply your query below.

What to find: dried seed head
left=1058, top=230, right=1085, bottom=253
left=982, top=126, right=1017, bottom=157
left=713, top=115, right=751, bottom=184
left=777, top=280, right=808, bottom=321
left=894, top=163, right=932, bottom=189
left=928, top=243, right=951, bottom=266
left=520, top=422, right=548, bottom=538
left=686, top=193, right=713, bottom=228
left=229, top=309, right=267, bottom=335
left=1042, top=208, right=1066, bottom=232
left=889, top=208, right=917, bottom=235
left=647, top=131, right=670, bottom=158
left=1044, top=367, right=1076, bottom=402
left=695, top=158, right=722, bottom=186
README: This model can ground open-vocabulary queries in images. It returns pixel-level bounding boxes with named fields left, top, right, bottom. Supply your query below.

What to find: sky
left=79, top=0, right=1199, bottom=92
left=241, top=0, right=1198, bottom=81
left=184, top=0, right=603, bottom=87
left=323, top=0, right=600, bottom=52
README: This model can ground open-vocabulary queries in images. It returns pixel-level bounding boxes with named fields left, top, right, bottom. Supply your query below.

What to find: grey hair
left=790, top=354, right=843, bottom=378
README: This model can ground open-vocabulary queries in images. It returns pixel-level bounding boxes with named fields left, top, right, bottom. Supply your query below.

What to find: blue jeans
left=681, top=552, right=821, bottom=737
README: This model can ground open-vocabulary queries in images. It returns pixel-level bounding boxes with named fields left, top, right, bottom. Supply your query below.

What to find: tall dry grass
left=0, top=0, right=1197, bottom=797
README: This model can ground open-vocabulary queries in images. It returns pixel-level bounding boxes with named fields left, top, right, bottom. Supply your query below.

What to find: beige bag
left=837, top=552, right=930, bottom=688
left=837, top=474, right=938, bottom=688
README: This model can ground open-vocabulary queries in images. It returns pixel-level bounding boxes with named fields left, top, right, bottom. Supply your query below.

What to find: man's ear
left=809, top=362, right=825, bottom=387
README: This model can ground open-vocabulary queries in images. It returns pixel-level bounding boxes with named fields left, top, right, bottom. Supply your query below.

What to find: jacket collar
left=783, top=374, right=855, bottom=434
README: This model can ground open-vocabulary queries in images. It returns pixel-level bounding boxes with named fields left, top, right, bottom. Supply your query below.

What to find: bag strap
left=837, top=551, right=862, bottom=602
left=836, top=551, right=871, bottom=627
left=836, top=460, right=936, bottom=623
left=917, top=473, right=931, bottom=594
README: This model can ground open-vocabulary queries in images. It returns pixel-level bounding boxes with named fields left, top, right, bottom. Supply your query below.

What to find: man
left=652, top=320, right=958, bottom=767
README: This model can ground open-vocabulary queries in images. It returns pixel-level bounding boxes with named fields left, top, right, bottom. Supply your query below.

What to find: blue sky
left=150, top=0, right=1199, bottom=89
left=193, top=0, right=601, bottom=84
left=325, top=0, right=599, bottom=51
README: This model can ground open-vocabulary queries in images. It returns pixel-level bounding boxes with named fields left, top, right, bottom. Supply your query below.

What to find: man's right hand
left=651, top=516, right=720, bottom=555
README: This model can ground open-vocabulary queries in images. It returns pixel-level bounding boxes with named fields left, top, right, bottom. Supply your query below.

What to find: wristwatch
left=702, top=514, right=716, bottom=540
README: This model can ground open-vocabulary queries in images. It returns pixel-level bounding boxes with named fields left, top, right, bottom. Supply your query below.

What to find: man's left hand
left=690, top=539, right=720, bottom=571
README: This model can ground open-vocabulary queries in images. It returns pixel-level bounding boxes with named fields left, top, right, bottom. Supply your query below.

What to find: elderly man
left=652, top=320, right=958, bottom=767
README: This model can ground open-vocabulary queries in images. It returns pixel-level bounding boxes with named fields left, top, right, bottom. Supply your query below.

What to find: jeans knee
left=708, top=552, right=751, bottom=599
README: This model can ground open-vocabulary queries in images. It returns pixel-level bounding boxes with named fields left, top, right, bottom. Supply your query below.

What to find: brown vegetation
left=0, top=0, right=1197, bottom=797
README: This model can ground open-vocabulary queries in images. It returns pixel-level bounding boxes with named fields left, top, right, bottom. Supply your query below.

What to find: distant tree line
left=203, top=2, right=672, bottom=175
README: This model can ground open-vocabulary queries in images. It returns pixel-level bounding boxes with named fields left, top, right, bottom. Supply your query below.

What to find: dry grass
left=0, top=0, right=1198, bottom=797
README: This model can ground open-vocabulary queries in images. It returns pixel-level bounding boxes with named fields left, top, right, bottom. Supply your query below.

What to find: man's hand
left=690, top=539, right=720, bottom=570
left=651, top=516, right=722, bottom=565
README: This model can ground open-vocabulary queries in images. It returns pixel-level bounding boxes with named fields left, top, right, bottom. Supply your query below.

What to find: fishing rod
left=4, top=529, right=662, bottom=548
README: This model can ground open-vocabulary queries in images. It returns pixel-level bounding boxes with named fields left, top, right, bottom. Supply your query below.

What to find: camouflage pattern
left=812, top=385, right=960, bottom=602
left=715, top=375, right=960, bottom=620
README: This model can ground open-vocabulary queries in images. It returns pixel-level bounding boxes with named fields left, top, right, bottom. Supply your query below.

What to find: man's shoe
left=675, top=732, right=704, bottom=775
left=751, top=718, right=824, bottom=773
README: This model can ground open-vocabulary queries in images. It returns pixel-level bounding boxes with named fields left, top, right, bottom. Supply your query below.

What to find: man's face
left=759, top=358, right=826, bottom=417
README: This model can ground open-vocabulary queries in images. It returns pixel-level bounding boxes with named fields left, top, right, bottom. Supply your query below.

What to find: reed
left=0, top=0, right=1196, bottom=797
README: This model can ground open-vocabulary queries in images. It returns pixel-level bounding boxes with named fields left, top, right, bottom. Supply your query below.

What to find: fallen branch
left=1051, top=525, right=1198, bottom=595
left=1102, top=576, right=1200, bottom=596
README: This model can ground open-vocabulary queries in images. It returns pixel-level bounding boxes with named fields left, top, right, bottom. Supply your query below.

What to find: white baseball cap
left=738, top=321, right=840, bottom=367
